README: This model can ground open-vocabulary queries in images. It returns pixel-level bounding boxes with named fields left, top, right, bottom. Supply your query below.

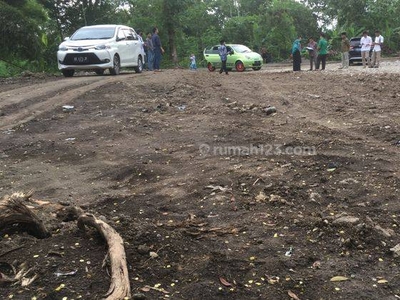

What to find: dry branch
left=77, top=213, right=131, bottom=300
left=0, top=192, right=50, bottom=239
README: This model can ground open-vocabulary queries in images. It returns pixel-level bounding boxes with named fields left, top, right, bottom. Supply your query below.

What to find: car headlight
left=95, top=44, right=111, bottom=50
left=58, top=46, right=67, bottom=51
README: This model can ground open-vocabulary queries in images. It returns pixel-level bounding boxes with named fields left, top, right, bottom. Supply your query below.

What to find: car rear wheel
left=207, top=62, right=215, bottom=72
left=134, top=56, right=143, bottom=73
left=252, top=67, right=261, bottom=71
left=109, top=55, right=120, bottom=75
left=62, top=69, right=75, bottom=77
left=235, top=61, right=245, bottom=72
left=95, top=69, right=105, bottom=75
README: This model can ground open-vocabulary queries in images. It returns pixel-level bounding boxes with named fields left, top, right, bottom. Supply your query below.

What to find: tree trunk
left=77, top=213, right=131, bottom=300
left=168, top=27, right=179, bottom=67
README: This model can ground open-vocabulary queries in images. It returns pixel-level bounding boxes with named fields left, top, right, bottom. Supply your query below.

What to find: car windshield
left=70, top=27, right=116, bottom=40
left=232, top=45, right=252, bottom=53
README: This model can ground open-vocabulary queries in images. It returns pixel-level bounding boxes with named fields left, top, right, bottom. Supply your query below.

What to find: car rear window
left=350, top=39, right=360, bottom=47
left=71, top=27, right=116, bottom=40
left=204, top=46, right=219, bottom=54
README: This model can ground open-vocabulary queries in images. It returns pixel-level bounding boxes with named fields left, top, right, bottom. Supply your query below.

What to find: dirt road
left=0, top=62, right=399, bottom=299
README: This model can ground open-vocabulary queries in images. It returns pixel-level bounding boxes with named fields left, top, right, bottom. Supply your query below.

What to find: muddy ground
left=0, top=60, right=399, bottom=300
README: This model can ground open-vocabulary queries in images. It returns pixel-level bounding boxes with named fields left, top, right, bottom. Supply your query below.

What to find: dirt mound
left=0, top=64, right=399, bottom=299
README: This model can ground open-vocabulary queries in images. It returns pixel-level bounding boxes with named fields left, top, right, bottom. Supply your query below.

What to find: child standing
left=189, top=54, right=197, bottom=70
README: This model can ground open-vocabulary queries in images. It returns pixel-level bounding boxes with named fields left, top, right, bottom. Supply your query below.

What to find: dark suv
left=349, top=37, right=372, bottom=65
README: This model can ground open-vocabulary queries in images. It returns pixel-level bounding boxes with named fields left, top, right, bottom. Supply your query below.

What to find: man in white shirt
left=371, top=30, right=384, bottom=68
left=360, top=31, right=372, bottom=68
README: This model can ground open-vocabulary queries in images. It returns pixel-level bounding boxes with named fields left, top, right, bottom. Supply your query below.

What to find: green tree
left=0, top=0, right=47, bottom=61
left=260, top=0, right=318, bottom=60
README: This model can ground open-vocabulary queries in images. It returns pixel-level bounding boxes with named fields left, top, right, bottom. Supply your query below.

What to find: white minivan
left=57, top=24, right=145, bottom=77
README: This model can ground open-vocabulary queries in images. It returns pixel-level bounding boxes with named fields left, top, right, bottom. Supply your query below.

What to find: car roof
left=79, top=24, right=132, bottom=30
left=208, top=44, right=248, bottom=49
left=213, top=44, right=245, bottom=47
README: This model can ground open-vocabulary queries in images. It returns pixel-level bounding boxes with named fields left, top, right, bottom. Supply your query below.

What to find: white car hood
left=61, top=39, right=113, bottom=48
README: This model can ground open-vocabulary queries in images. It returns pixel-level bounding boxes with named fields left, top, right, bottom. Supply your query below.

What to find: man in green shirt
left=316, top=33, right=328, bottom=70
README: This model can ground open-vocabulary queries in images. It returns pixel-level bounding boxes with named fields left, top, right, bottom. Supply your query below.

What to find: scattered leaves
left=288, top=290, right=301, bottom=300
left=149, top=251, right=159, bottom=258
left=266, top=276, right=280, bottom=285
left=140, top=285, right=169, bottom=294
left=311, top=261, right=321, bottom=269
left=55, top=283, right=65, bottom=291
left=255, top=191, right=268, bottom=202
left=377, top=279, right=388, bottom=284
left=219, top=277, right=232, bottom=287
left=330, top=276, right=349, bottom=282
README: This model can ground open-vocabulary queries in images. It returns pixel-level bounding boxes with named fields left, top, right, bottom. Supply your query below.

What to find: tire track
left=0, top=75, right=135, bottom=131
left=0, top=76, right=103, bottom=109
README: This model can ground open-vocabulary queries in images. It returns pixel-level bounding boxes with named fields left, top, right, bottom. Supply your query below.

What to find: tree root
left=0, top=192, right=131, bottom=299
left=77, top=213, right=131, bottom=300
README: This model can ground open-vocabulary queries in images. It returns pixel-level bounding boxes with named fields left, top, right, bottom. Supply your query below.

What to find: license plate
left=73, top=56, right=89, bottom=63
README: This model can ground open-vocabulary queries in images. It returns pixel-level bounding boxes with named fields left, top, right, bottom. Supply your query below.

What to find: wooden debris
left=77, top=213, right=131, bottom=300
left=0, top=272, right=17, bottom=285
left=0, top=192, right=50, bottom=239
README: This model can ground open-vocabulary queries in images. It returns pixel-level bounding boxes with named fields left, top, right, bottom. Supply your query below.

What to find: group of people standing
left=291, top=33, right=328, bottom=71
left=359, top=30, right=384, bottom=68
left=141, top=27, right=164, bottom=72
left=291, top=30, right=384, bottom=72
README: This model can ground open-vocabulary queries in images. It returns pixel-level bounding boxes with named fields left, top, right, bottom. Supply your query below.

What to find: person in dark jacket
left=146, top=33, right=154, bottom=71
left=151, top=27, right=164, bottom=72
left=218, top=40, right=229, bottom=75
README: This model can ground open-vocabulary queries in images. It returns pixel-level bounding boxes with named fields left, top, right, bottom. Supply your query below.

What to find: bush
left=0, top=61, right=9, bottom=78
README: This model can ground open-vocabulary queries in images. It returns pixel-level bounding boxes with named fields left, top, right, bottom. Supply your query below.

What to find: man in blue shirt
left=151, top=27, right=164, bottom=72
left=218, top=40, right=229, bottom=75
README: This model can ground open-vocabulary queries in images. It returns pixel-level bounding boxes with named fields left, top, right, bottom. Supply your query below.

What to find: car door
left=226, top=46, right=235, bottom=69
left=123, top=28, right=141, bottom=66
left=204, top=46, right=218, bottom=66
left=116, top=28, right=130, bottom=65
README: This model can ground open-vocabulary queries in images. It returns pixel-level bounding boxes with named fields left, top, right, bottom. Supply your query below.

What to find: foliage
left=0, top=1, right=44, bottom=61
left=0, top=61, right=9, bottom=78
left=2, top=0, right=400, bottom=76
left=260, top=0, right=319, bottom=60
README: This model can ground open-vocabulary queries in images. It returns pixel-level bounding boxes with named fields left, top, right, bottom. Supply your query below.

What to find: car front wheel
left=235, top=61, right=245, bottom=72
left=207, top=62, right=215, bottom=72
left=62, top=69, right=75, bottom=77
left=134, top=56, right=143, bottom=73
left=109, top=55, right=120, bottom=75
